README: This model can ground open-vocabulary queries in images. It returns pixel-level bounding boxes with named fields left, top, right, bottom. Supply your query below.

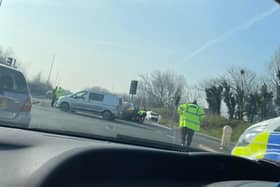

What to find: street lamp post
left=47, top=55, right=56, bottom=85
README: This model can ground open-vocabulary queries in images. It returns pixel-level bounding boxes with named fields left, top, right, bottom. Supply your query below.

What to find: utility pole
left=0, top=0, right=3, bottom=7
left=47, top=55, right=56, bottom=85
left=55, top=72, right=60, bottom=86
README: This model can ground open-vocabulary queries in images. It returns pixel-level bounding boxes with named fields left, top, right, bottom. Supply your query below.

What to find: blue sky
left=0, top=0, right=280, bottom=93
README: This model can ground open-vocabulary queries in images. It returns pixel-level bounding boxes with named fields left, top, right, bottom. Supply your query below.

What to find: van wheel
left=102, top=111, right=113, bottom=120
left=61, top=102, right=70, bottom=112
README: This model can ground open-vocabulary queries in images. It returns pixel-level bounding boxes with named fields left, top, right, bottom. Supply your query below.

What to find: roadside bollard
left=220, top=125, right=232, bottom=149
left=157, top=115, right=162, bottom=124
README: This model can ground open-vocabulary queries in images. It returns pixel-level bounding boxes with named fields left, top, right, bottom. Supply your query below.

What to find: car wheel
left=102, top=111, right=113, bottom=120
left=61, top=102, right=70, bottom=112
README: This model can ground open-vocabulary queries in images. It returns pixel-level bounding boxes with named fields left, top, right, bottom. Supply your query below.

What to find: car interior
left=1, top=1, right=280, bottom=187
left=0, top=126, right=279, bottom=187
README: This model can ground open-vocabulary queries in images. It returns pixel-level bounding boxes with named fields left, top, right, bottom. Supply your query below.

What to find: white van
left=56, top=90, right=122, bottom=120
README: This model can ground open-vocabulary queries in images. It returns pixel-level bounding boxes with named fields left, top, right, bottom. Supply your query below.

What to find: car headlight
left=238, top=132, right=258, bottom=146
left=236, top=126, right=267, bottom=146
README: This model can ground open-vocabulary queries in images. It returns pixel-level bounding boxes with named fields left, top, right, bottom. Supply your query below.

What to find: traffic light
left=6, top=57, right=13, bottom=66
left=129, top=80, right=138, bottom=95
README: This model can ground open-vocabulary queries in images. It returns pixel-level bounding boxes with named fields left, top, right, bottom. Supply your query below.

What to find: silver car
left=0, top=64, right=32, bottom=127
left=57, top=90, right=122, bottom=120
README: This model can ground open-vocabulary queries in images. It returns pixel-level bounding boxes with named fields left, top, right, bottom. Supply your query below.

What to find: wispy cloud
left=183, top=5, right=279, bottom=63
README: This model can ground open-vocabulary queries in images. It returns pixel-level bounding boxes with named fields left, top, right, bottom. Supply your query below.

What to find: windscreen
left=1, top=0, right=280, bottom=164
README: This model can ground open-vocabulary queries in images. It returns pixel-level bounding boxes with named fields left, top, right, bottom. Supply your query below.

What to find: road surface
left=30, top=101, right=230, bottom=153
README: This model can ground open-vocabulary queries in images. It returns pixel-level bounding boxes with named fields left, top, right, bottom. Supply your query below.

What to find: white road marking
left=198, top=144, right=219, bottom=153
left=105, top=126, right=114, bottom=130
left=166, top=135, right=174, bottom=138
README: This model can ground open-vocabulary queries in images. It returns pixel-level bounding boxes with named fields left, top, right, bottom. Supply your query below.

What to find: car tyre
left=61, top=102, right=70, bottom=112
left=102, top=111, right=113, bottom=120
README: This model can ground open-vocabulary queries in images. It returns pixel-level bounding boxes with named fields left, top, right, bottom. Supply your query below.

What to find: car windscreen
left=0, top=67, right=28, bottom=94
left=2, top=0, right=280, bottom=160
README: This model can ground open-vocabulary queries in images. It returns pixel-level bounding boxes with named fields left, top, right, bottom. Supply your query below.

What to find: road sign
left=129, top=80, right=138, bottom=95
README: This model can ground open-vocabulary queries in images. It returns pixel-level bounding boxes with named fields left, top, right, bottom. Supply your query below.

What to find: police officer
left=137, top=109, right=147, bottom=122
left=178, top=100, right=205, bottom=147
left=55, top=87, right=63, bottom=99
left=51, top=86, right=58, bottom=108
left=52, top=87, right=63, bottom=107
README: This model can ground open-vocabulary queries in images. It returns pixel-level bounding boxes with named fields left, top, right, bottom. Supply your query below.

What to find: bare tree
left=268, top=49, right=280, bottom=87
left=268, top=49, right=280, bottom=111
left=226, top=67, right=258, bottom=94
left=182, top=85, right=204, bottom=104
left=224, top=67, right=257, bottom=120
left=138, top=70, right=186, bottom=108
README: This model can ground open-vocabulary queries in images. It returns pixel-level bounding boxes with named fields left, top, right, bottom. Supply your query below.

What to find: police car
left=232, top=117, right=280, bottom=162
left=0, top=63, right=32, bottom=127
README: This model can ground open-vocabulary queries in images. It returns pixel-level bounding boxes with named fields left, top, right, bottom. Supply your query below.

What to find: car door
left=88, top=92, right=105, bottom=113
left=70, top=91, right=89, bottom=110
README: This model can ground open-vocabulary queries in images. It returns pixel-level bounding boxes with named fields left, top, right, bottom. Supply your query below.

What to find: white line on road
left=166, top=135, right=174, bottom=139
left=198, top=144, right=220, bottom=153
left=105, top=125, right=115, bottom=131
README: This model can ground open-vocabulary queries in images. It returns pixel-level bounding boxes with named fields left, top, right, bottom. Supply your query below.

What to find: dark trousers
left=51, top=97, right=57, bottom=107
left=181, top=127, right=194, bottom=146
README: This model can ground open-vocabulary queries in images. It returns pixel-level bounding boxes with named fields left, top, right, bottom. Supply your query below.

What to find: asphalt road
left=30, top=102, right=230, bottom=153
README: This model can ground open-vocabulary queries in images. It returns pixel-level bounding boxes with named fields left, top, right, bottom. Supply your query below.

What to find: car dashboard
left=0, top=127, right=279, bottom=187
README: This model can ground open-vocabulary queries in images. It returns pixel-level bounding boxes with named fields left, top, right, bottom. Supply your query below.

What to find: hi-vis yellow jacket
left=177, top=103, right=205, bottom=131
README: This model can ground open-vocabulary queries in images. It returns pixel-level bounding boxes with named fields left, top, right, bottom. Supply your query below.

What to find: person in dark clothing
left=51, top=87, right=58, bottom=107
left=181, top=127, right=195, bottom=147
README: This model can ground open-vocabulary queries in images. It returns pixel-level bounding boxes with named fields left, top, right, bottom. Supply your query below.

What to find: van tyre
left=102, top=111, right=113, bottom=120
left=61, top=102, right=70, bottom=112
